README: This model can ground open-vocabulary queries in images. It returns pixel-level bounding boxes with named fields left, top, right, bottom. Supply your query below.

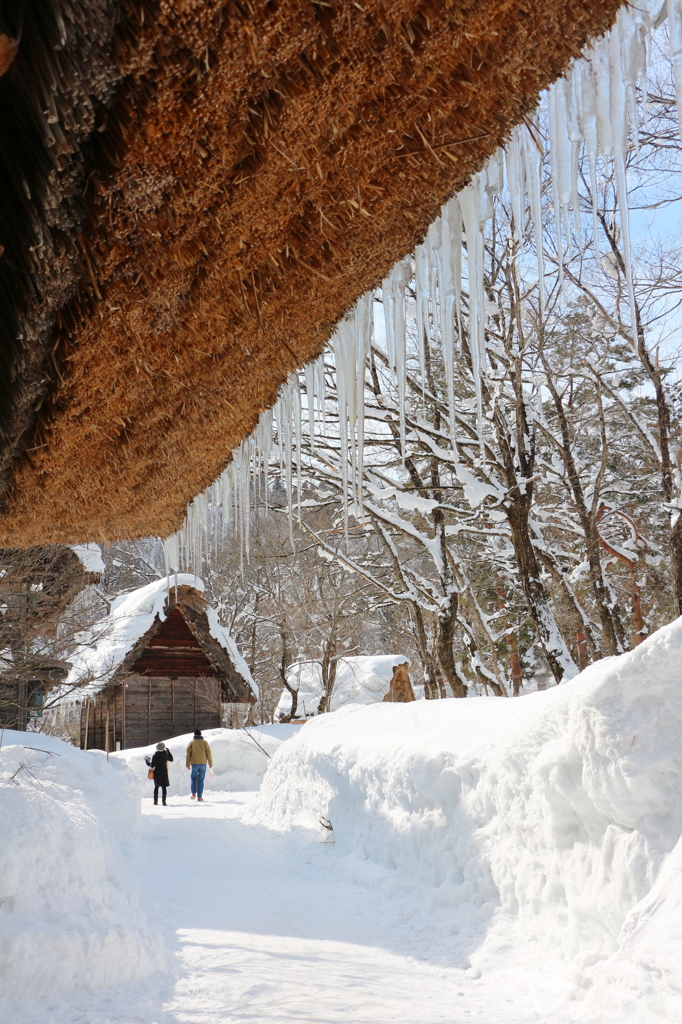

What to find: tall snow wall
left=249, top=619, right=682, bottom=1007
left=0, top=733, right=163, bottom=999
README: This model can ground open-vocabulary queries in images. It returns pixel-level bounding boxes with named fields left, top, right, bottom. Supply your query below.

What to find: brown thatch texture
left=0, top=0, right=625, bottom=546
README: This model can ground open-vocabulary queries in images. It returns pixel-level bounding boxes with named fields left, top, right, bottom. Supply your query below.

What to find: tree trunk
left=278, top=622, right=297, bottom=721
left=317, top=635, right=338, bottom=714
left=435, top=594, right=467, bottom=698
left=540, top=359, right=624, bottom=656
left=506, top=500, right=575, bottom=684
left=409, top=603, right=440, bottom=699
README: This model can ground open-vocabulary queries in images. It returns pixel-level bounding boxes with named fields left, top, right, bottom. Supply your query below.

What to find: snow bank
left=252, top=620, right=682, bottom=1013
left=277, top=654, right=409, bottom=718
left=0, top=731, right=162, bottom=999
left=113, top=724, right=303, bottom=796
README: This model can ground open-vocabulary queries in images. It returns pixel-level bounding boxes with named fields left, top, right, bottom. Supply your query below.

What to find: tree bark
left=317, top=634, right=338, bottom=714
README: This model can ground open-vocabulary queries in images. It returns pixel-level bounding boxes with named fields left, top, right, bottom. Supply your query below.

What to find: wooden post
left=510, top=649, right=523, bottom=696
left=121, top=683, right=126, bottom=750
left=171, top=677, right=176, bottom=736
left=147, top=677, right=151, bottom=746
left=576, top=632, right=588, bottom=672
left=17, top=679, right=27, bottom=731
left=105, top=707, right=110, bottom=760
left=194, top=681, right=198, bottom=730
left=83, top=698, right=90, bottom=750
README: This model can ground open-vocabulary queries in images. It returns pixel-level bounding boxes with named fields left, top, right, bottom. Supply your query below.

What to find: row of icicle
left=164, top=0, right=680, bottom=577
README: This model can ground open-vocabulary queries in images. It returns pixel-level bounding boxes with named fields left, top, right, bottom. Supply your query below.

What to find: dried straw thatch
left=0, top=0, right=623, bottom=546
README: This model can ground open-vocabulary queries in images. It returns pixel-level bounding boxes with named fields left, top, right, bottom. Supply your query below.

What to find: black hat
left=193, top=730, right=202, bottom=738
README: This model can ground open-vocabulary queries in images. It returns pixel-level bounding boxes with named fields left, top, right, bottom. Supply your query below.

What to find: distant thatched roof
left=62, top=575, right=257, bottom=701
left=0, top=0, right=624, bottom=546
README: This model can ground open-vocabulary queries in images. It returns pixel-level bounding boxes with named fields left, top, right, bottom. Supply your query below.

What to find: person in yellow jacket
left=186, top=729, right=213, bottom=802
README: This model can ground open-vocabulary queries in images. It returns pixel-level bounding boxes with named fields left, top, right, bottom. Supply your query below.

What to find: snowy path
left=24, top=792, right=591, bottom=1024
left=134, top=793, right=499, bottom=1024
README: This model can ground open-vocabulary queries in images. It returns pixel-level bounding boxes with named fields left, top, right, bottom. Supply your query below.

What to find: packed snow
left=3, top=620, right=682, bottom=1021
left=276, top=654, right=410, bottom=718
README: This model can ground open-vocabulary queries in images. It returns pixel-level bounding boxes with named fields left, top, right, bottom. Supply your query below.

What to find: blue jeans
left=191, top=763, right=207, bottom=799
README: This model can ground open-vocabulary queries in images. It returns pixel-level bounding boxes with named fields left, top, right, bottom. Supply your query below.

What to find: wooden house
left=0, top=544, right=102, bottom=731
left=74, top=577, right=256, bottom=751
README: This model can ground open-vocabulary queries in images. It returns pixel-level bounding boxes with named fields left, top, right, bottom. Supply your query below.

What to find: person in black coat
left=145, top=743, right=174, bottom=806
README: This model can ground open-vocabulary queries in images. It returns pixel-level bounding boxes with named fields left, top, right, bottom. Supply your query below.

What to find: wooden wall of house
left=80, top=675, right=221, bottom=750
left=0, top=681, right=26, bottom=730
left=0, top=679, right=45, bottom=731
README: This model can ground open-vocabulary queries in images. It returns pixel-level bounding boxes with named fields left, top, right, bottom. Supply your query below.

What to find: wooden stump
left=382, top=662, right=415, bottom=703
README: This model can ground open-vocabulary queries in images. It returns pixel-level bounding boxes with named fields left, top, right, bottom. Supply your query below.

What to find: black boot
left=162, top=799, right=167, bottom=806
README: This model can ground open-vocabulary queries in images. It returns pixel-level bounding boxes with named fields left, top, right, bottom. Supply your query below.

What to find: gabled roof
left=62, top=574, right=257, bottom=701
left=0, top=0, right=624, bottom=546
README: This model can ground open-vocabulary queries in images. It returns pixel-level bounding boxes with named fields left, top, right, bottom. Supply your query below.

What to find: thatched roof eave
left=0, top=0, right=626, bottom=546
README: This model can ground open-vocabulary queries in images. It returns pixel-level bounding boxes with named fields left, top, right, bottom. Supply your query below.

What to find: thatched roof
left=62, top=575, right=257, bottom=701
left=0, top=0, right=624, bottom=546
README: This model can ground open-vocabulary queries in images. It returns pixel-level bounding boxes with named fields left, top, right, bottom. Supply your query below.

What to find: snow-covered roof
left=70, top=544, right=105, bottom=574
left=62, top=575, right=257, bottom=698
left=276, top=654, right=408, bottom=719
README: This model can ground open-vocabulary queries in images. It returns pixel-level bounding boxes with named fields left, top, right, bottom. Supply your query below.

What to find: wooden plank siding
left=80, top=676, right=221, bottom=751
left=131, top=608, right=218, bottom=676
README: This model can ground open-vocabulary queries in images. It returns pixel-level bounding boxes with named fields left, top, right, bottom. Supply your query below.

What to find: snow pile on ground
left=253, top=620, right=682, bottom=1019
left=113, top=724, right=303, bottom=796
left=276, top=654, right=409, bottom=718
left=0, top=730, right=163, bottom=1000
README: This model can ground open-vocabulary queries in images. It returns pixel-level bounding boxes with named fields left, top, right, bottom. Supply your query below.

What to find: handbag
left=147, top=768, right=154, bottom=780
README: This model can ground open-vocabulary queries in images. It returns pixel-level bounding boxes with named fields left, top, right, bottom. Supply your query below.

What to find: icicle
left=354, top=292, right=372, bottom=511
left=389, top=259, right=411, bottom=459
left=304, top=362, right=315, bottom=452
left=316, top=353, right=327, bottom=433
left=333, top=322, right=354, bottom=541
left=292, top=374, right=302, bottom=523
left=281, top=378, right=295, bottom=547
left=610, top=21, right=639, bottom=347
left=577, top=58, right=602, bottom=259
left=668, top=0, right=682, bottom=129
left=593, top=36, right=614, bottom=156
left=521, top=117, right=546, bottom=311
left=440, top=196, right=462, bottom=448
left=415, top=242, right=430, bottom=398
left=427, top=217, right=442, bottom=369
left=564, top=69, right=583, bottom=246
left=381, top=275, right=395, bottom=369
left=547, top=83, right=566, bottom=283
left=505, top=126, right=525, bottom=244
left=459, top=170, right=492, bottom=443
left=163, top=534, right=179, bottom=577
